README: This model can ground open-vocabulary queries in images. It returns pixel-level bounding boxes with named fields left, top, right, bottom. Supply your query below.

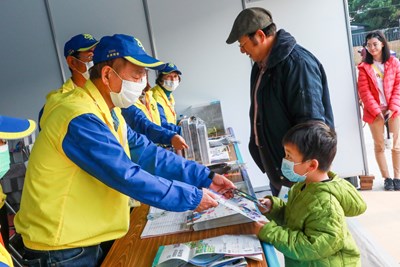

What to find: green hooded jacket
left=258, top=172, right=367, bottom=267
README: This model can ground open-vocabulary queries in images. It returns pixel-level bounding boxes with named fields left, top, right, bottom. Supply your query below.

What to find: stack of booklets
left=151, top=234, right=263, bottom=267
left=141, top=190, right=267, bottom=238
left=141, top=207, right=192, bottom=238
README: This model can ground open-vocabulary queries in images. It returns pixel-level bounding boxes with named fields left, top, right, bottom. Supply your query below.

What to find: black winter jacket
left=248, top=29, right=334, bottom=191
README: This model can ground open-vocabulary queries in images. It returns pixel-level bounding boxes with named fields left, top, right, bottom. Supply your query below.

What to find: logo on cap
left=83, top=34, right=95, bottom=40
left=106, top=49, right=120, bottom=59
left=134, top=37, right=145, bottom=51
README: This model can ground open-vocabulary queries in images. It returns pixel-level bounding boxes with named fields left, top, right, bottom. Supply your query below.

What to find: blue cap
left=0, top=115, right=36, bottom=140
left=161, top=63, right=182, bottom=75
left=93, top=34, right=166, bottom=70
left=64, top=34, right=98, bottom=58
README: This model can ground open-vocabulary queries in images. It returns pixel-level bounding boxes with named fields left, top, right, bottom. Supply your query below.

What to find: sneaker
left=393, top=179, right=400, bottom=191
left=384, top=178, right=395, bottom=191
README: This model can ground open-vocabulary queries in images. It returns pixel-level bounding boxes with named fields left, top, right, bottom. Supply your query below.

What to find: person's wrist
left=208, top=171, right=215, bottom=180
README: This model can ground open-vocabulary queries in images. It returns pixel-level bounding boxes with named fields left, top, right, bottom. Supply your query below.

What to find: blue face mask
left=0, top=143, right=10, bottom=179
left=281, top=158, right=308, bottom=183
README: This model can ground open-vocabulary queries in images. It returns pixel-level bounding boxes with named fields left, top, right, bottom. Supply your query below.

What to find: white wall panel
left=0, top=0, right=62, bottom=120
left=47, top=0, right=154, bottom=82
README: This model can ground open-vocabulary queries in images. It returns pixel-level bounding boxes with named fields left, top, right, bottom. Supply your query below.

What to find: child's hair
left=282, top=120, right=337, bottom=171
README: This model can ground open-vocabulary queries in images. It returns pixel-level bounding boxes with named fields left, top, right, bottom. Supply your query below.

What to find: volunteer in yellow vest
left=152, top=63, right=182, bottom=130
left=38, top=34, right=98, bottom=127
left=0, top=115, right=37, bottom=267
left=15, top=34, right=235, bottom=267
left=137, top=78, right=161, bottom=125
left=121, top=74, right=188, bottom=150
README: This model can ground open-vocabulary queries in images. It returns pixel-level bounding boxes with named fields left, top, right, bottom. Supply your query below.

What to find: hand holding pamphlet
left=186, top=189, right=267, bottom=231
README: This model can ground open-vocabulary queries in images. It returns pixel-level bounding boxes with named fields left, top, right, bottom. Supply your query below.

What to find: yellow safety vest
left=134, top=90, right=161, bottom=126
left=15, top=80, right=130, bottom=250
left=39, top=79, right=77, bottom=130
left=0, top=244, right=13, bottom=266
left=152, top=85, right=177, bottom=124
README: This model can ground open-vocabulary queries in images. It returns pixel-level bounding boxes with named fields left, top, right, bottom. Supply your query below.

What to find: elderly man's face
left=106, top=60, right=147, bottom=93
left=238, top=30, right=272, bottom=63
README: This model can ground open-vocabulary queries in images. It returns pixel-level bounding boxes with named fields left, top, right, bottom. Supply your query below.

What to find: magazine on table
left=151, top=234, right=263, bottom=267
left=142, top=189, right=267, bottom=237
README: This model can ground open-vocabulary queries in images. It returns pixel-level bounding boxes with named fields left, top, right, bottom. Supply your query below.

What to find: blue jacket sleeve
left=121, top=106, right=177, bottom=145
left=157, top=103, right=182, bottom=134
left=62, top=114, right=212, bottom=211
left=126, top=126, right=212, bottom=186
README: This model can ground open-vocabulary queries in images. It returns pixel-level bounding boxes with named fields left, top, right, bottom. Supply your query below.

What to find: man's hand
left=171, top=135, right=189, bottom=150
left=194, top=188, right=219, bottom=212
left=209, top=174, right=236, bottom=194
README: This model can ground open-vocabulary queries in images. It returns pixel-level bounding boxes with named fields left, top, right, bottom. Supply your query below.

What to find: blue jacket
left=158, top=103, right=182, bottom=133
left=122, top=105, right=179, bottom=145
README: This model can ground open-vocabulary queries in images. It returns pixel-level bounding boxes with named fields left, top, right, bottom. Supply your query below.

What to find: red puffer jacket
left=358, top=56, right=400, bottom=123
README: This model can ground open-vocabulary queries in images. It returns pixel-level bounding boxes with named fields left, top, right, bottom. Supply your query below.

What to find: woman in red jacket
left=358, top=31, right=400, bottom=191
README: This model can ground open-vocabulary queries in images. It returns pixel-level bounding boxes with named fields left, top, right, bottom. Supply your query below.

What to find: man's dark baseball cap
left=226, top=7, right=273, bottom=44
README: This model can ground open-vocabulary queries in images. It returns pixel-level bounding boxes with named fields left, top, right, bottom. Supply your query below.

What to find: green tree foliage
left=348, top=0, right=400, bottom=29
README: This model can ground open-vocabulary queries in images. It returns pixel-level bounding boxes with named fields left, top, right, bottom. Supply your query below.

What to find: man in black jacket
left=226, top=7, right=334, bottom=196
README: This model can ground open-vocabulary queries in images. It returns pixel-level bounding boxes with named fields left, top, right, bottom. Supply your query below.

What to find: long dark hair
left=363, top=31, right=391, bottom=64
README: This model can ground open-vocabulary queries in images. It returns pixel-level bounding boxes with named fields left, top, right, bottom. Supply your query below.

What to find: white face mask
left=108, top=69, right=147, bottom=108
left=75, top=58, right=94, bottom=80
left=163, top=80, right=180, bottom=92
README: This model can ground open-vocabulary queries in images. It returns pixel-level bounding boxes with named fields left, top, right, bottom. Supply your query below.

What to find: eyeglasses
left=365, top=42, right=381, bottom=49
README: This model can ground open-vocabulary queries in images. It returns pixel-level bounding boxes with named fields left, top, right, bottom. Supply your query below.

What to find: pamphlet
left=142, top=190, right=267, bottom=236
left=186, top=191, right=267, bottom=231
left=208, top=256, right=247, bottom=267
left=209, top=145, right=230, bottom=163
left=141, top=207, right=192, bottom=238
left=152, top=234, right=263, bottom=267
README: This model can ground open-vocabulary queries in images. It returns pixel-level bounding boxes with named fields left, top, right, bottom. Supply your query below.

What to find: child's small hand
left=257, top=198, right=272, bottom=213
left=254, top=221, right=267, bottom=234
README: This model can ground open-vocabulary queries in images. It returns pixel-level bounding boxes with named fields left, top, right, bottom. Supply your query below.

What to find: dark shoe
left=393, top=179, right=400, bottom=191
left=384, top=178, right=395, bottom=191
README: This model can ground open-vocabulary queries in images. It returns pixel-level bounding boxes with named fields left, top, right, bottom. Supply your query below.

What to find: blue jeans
left=22, top=245, right=103, bottom=267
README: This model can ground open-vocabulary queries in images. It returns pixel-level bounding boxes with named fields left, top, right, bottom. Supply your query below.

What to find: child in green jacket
left=256, top=121, right=367, bottom=267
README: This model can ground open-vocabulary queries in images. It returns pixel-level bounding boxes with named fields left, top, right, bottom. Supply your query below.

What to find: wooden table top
left=101, top=204, right=268, bottom=267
